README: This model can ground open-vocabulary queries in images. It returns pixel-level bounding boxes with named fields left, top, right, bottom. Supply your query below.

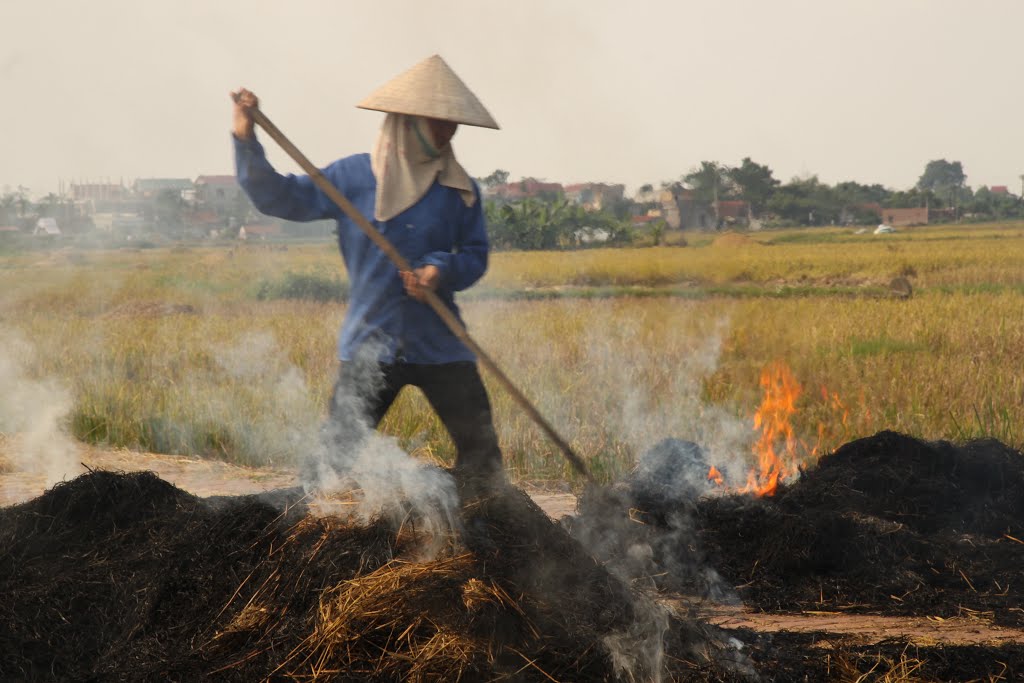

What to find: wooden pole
left=241, top=101, right=594, bottom=483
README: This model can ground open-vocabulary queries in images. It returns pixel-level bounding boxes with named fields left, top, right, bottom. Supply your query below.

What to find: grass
left=2, top=223, right=1024, bottom=484
left=256, top=269, right=349, bottom=303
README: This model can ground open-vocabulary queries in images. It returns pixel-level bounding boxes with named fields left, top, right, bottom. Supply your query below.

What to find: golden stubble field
left=2, top=223, right=1023, bottom=485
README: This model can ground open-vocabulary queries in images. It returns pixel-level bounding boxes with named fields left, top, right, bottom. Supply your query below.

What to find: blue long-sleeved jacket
left=234, top=135, right=488, bottom=364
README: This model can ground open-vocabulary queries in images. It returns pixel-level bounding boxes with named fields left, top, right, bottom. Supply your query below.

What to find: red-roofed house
left=717, top=200, right=751, bottom=222
left=990, top=185, right=1009, bottom=195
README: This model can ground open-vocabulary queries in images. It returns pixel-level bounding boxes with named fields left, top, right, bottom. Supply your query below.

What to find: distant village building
left=840, top=202, right=884, bottom=225
left=880, top=207, right=929, bottom=227
left=195, top=175, right=246, bottom=215
left=990, top=185, right=1010, bottom=195
left=716, top=200, right=751, bottom=225
left=68, top=182, right=127, bottom=202
left=632, top=186, right=661, bottom=205
left=660, top=187, right=713, bottom=230
left=485, top=179, right=565, bottom=201
left=133, top=178, right=193, bottom=199
left=563, top=183, right=625, bottom=211
left=657, top=187, right=751, bottom=230
left=33, top=218, right=61, bottom=236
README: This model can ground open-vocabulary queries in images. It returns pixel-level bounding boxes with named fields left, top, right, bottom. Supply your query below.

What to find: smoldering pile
left=574, top=430, right=1024, bottom=626
left=0, top=469, right=742, bottom=682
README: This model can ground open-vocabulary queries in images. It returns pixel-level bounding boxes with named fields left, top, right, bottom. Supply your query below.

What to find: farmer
left=231, top=55, right=504, bottom=492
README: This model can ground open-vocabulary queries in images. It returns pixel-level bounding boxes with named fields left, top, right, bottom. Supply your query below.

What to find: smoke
left=208, top=330, right=321, bottom=462
left=469, top=297, right=756, bottom=678
left=602, top=602, right=669, bottom=683
left=529, top=306, right=761, bottom=679
left=0, top=332, right=81, bottom=487
left=301, top=343, right=459, bottom=555
left=206, top=331, right=458, bottom=552
left=584, top=312, right=753, bottom=480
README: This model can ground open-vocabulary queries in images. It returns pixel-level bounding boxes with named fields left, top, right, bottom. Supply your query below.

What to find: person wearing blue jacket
left=231, top=55, right=504, bottom=489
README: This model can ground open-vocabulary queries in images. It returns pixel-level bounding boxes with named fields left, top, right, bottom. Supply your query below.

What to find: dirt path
left=669, top=601, right=1024, bottom=647
left=0, top=438, right=579, bottom=519
left=0, top=442, right=296, bottom=506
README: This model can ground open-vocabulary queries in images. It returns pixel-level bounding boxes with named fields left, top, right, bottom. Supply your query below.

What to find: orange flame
left=742, top=361, right=803, bottom=497
left=705, top=362, right=851, bottom=497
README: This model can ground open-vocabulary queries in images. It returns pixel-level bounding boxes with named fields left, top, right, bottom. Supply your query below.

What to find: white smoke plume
left=301, top=343, right=459, bottom=555
left=207, top=332, right=458, bottom=550
left=582, top=311, right=753, bottom=480
left=602, top=604, right=669, bottom=683
left=209, top=331, right=322, bottom=463
left=0, top=332, right=81, bottom=486
left=522, top=304, right=760, bottom=679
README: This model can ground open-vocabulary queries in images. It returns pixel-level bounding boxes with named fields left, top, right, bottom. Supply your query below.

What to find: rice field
left=2, top=222, right=1023, bottom=485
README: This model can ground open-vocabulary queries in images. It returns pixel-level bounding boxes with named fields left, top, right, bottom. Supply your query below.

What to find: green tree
left=36, top=193, right=63, bottom=218
left=155, top=189, right=187, bottom=230
left=833, top=181, right=890, bottom=206
left=649, top=219, right=666, bottom=246
left=917, top=159, right=966, bottom=192
left=885, top=187, right=935, bottom=209
left=0, top=192, right=17, bottom=224
left=964, top=186, right=1024, bottom=221
left=477, top=169, right=510, bottom=189
left=727, top=157, right=779, bottom=214
left=683, top=161, right=731, bottom=203
left=485, top=196, right=628, bottom=250
left=766, top=175, right=843, bottom=226
left=488, top=198, right=557, bottom=250
left=917, top=159, right=969, bottom=213
left=683, top=161, right=731, bottom=227
left=14, top=186, right=31, bottom=217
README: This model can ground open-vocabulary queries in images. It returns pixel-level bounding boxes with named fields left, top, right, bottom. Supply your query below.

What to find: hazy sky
left=3, top=0, right=1023, bottom=198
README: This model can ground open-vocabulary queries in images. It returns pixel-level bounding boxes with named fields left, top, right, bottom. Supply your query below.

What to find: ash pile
left=0, top=469, right=746, bottom=682
left=573, top=430, right=1024, bottom=626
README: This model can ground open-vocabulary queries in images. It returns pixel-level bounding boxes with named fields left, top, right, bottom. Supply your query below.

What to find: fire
left=743, top=361, right=804, bottom=497
left=704, top=361, right=851, bottom=497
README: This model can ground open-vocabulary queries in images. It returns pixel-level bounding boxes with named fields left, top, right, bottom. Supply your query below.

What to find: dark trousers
left=328, top=361, right=503, bottom=477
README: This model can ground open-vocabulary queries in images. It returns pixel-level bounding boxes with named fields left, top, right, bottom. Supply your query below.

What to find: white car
left=874, top=224, right=896, bottom=234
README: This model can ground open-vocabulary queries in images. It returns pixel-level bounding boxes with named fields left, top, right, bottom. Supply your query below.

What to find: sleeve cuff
left=232, top=132, right=264, bottom=155
left=416, top=253, right=451, bottom=283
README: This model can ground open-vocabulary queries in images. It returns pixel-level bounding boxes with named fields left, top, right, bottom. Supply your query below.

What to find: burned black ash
left=0, top=468, right=733, bottom=682
left=575, top=430, right=1024, bottom=626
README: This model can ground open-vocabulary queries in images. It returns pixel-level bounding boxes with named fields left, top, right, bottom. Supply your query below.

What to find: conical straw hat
left=357, top=55, right=499, bottom=130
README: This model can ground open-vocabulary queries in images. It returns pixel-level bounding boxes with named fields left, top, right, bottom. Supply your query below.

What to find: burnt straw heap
left=575, top=430, right=1024, bottom=626
left=0, top=469, right=738, bottom=681
left=3, top=430, right=1024, bottom=681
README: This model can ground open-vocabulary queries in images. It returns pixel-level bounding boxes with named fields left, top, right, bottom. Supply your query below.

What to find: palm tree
left=684, top=161, right=730, bottom=226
